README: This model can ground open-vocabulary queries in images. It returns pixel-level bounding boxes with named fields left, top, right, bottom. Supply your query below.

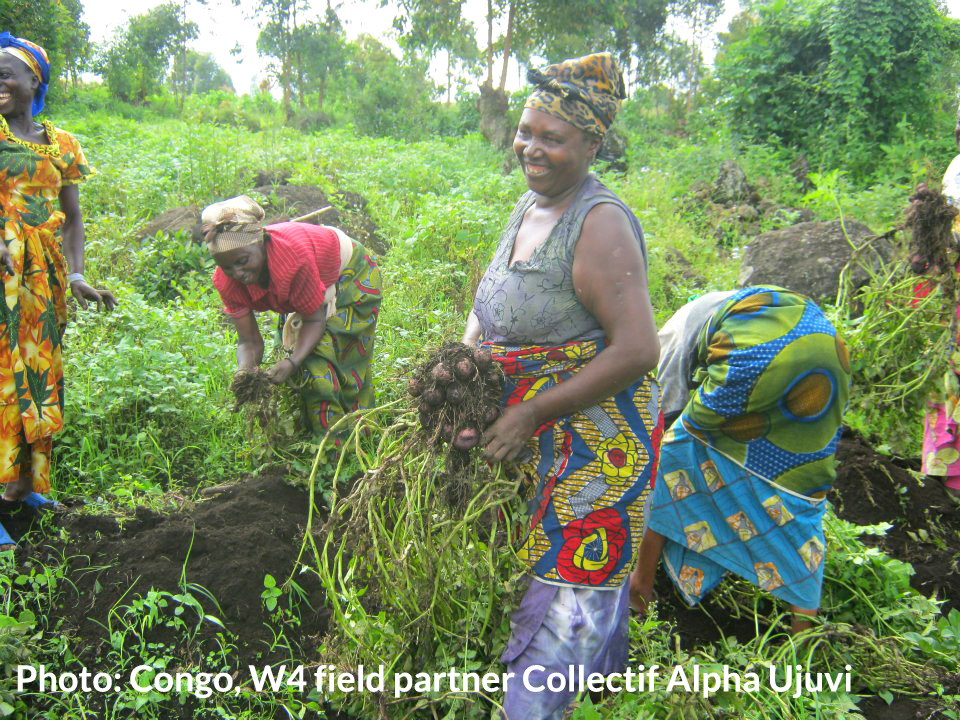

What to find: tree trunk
left=477, top=83, right=512, bottom=150
left=178, top=0, right=188, bottom=109
left=497, top=1, right=514, bottom=92
left=297, top=50, right=306, bottom=109
left=446, top=49, right=452, bottom=105
left=687, top=7, right=700, bottom=111
left=293, top=1, right=305, bottom=109
left=485, top=0, right=494, bottom=87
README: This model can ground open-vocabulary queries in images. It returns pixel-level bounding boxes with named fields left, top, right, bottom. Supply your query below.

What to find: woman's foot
left=0, top=520, right=15, bottom=552
left=2, top=473, right=33, bottom=503
left=20, top=492, right=58, bottom=511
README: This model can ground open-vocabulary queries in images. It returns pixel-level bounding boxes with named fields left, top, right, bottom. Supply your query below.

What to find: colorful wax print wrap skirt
left=0, top=123, right=93, bottom=493
left=298, top=243, right=381, bottom=438
left=920, top=294, right=960, bottom=490
left=647, top=287, right=851, bottom=609
left=483, top=339, right=663, bottom=588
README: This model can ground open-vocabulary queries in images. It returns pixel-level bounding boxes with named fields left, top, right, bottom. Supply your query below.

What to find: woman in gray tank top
left=461, top=53, right=660, bottom=720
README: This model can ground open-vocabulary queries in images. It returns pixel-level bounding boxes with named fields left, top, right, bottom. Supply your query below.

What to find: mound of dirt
left=135, top=185, right=387, bottom=256
left=136, top=205, right=200, bottom=242
left=831, top=431, right=960, bottom=610
left=738, top=220, right=888, bottom=302
left=253, top=184, right=388, bottom=255
left=38, top=473, right=327, bottom=664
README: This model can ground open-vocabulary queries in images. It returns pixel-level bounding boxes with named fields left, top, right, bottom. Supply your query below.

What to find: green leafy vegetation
left=3, top=0, right=960, bottom=717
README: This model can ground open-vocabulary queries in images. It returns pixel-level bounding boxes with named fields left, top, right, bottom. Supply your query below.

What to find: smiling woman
left=0, top=33, right=115, bottom=551
left=461, top=52, right=662, bottom=720
left=204, top=195, right=382, bottom=441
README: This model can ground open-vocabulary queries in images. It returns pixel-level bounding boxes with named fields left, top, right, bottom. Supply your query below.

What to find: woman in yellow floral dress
left=0, top=34, right=114, bottom=550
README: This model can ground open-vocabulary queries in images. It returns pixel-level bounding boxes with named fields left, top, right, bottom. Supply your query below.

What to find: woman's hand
left=266, top=358, right=298, bottom=384
left=0, top=243, right=13, bottom=277
left=71, top=280, right=117, bottom=311
left=482, top=402, right=539, bottom=463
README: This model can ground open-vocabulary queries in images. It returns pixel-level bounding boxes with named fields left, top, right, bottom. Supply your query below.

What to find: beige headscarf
left=201, top=195, right=265, bottom=254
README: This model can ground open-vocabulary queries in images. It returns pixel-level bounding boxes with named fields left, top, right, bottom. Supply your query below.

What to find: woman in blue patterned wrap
left=630, top=287, right=850, bottom=634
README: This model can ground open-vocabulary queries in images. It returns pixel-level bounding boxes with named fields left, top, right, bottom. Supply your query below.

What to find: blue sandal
left=0, top=520, right=15, bottom=550
left=21, top=492, right=58, bottom=511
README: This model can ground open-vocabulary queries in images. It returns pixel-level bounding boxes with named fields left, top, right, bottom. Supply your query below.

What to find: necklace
left=0, top=114, right=60, bottom=158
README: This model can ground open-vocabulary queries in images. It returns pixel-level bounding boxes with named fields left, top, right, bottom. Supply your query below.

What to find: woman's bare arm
left=462, top=310, right=482, bottom=346
left=59, top=184, right=116, bottom=310
left=232, top=312, right=265, bottom=370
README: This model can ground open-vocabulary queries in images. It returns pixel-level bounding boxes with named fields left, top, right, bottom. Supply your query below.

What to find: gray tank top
left=473, top=174, right=648, bottom=345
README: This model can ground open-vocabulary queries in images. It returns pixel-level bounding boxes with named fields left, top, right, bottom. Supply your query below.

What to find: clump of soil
left=230, top=367, right=278, bottom=427
left=906, top=183, right=958, bottom=276
left=831, top=431, right=960, bottom=610
left=408, top=342, right=504, bottom=505
left=857, top=696, right=956, bottom=720
left=136, top=205, right=200, bottom=242
left=40, top=473, right=327, bottom=666
left=409, top=343, right=503, bottom=450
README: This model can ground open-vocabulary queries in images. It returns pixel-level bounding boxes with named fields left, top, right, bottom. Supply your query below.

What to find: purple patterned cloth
left=501, top=578, right=630, bottom=719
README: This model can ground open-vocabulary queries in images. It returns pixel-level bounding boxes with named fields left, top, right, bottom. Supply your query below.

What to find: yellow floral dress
left=0, top=116, right=93, bottom=493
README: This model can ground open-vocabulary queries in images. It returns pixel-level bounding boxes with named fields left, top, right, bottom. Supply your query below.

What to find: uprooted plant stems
left=277, top=387, right=525, bottom=719
left=230, top=367, right=278, bottom=428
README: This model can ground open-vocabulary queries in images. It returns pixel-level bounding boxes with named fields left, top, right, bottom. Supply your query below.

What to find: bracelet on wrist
left=67, top=272, right=86, bottom=285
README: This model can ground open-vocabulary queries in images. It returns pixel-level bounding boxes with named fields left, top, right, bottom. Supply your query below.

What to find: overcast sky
left=80, top=0, right=960, bottom=95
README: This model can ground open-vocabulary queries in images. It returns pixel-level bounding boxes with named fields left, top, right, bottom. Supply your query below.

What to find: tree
left=715, top=0, right=958, bottom=178
left=0, top=0, right=91, bottom=92
left=256, top=0, right=322, bottom=117
left=328, top=34, right=436, bottom=139
left=392, top=0, right=480, bottom=103
left=173, top=0, right=208, bottom=108
left=391, top=0, right=638, bottom=148
left=297, top=8, right=345, bottom=112
left=97, top=2, right=198, bottom=103
left=171, top=50, right=234, bottom=94
left=256, top=2, right=343, bottom=116
left=671, top=0, right=724, bottom=104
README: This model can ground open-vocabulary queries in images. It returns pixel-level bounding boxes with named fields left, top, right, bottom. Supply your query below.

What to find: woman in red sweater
left=205, top=195, right=381, bottom=438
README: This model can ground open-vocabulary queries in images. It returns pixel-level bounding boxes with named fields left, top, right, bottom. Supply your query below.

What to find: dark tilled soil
left=650, top=571, right=772, bottom=648
left=253, top=184, right=388, bottom=255
left=831, top=431, right=960, bottom=611
left=18, top=473, right=328, bottom=666
left=857, top=696, right=955, bottom=720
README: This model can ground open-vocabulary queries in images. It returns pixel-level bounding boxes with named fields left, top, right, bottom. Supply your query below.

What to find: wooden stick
left=292, top=206, right=334, bottom=223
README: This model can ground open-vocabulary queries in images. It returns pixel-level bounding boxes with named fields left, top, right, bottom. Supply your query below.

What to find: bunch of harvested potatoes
left=408, top=342, right=504, bottom=453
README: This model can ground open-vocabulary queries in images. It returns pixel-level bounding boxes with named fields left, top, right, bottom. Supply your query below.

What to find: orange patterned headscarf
left=524, top=52, right=626, bottom=138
